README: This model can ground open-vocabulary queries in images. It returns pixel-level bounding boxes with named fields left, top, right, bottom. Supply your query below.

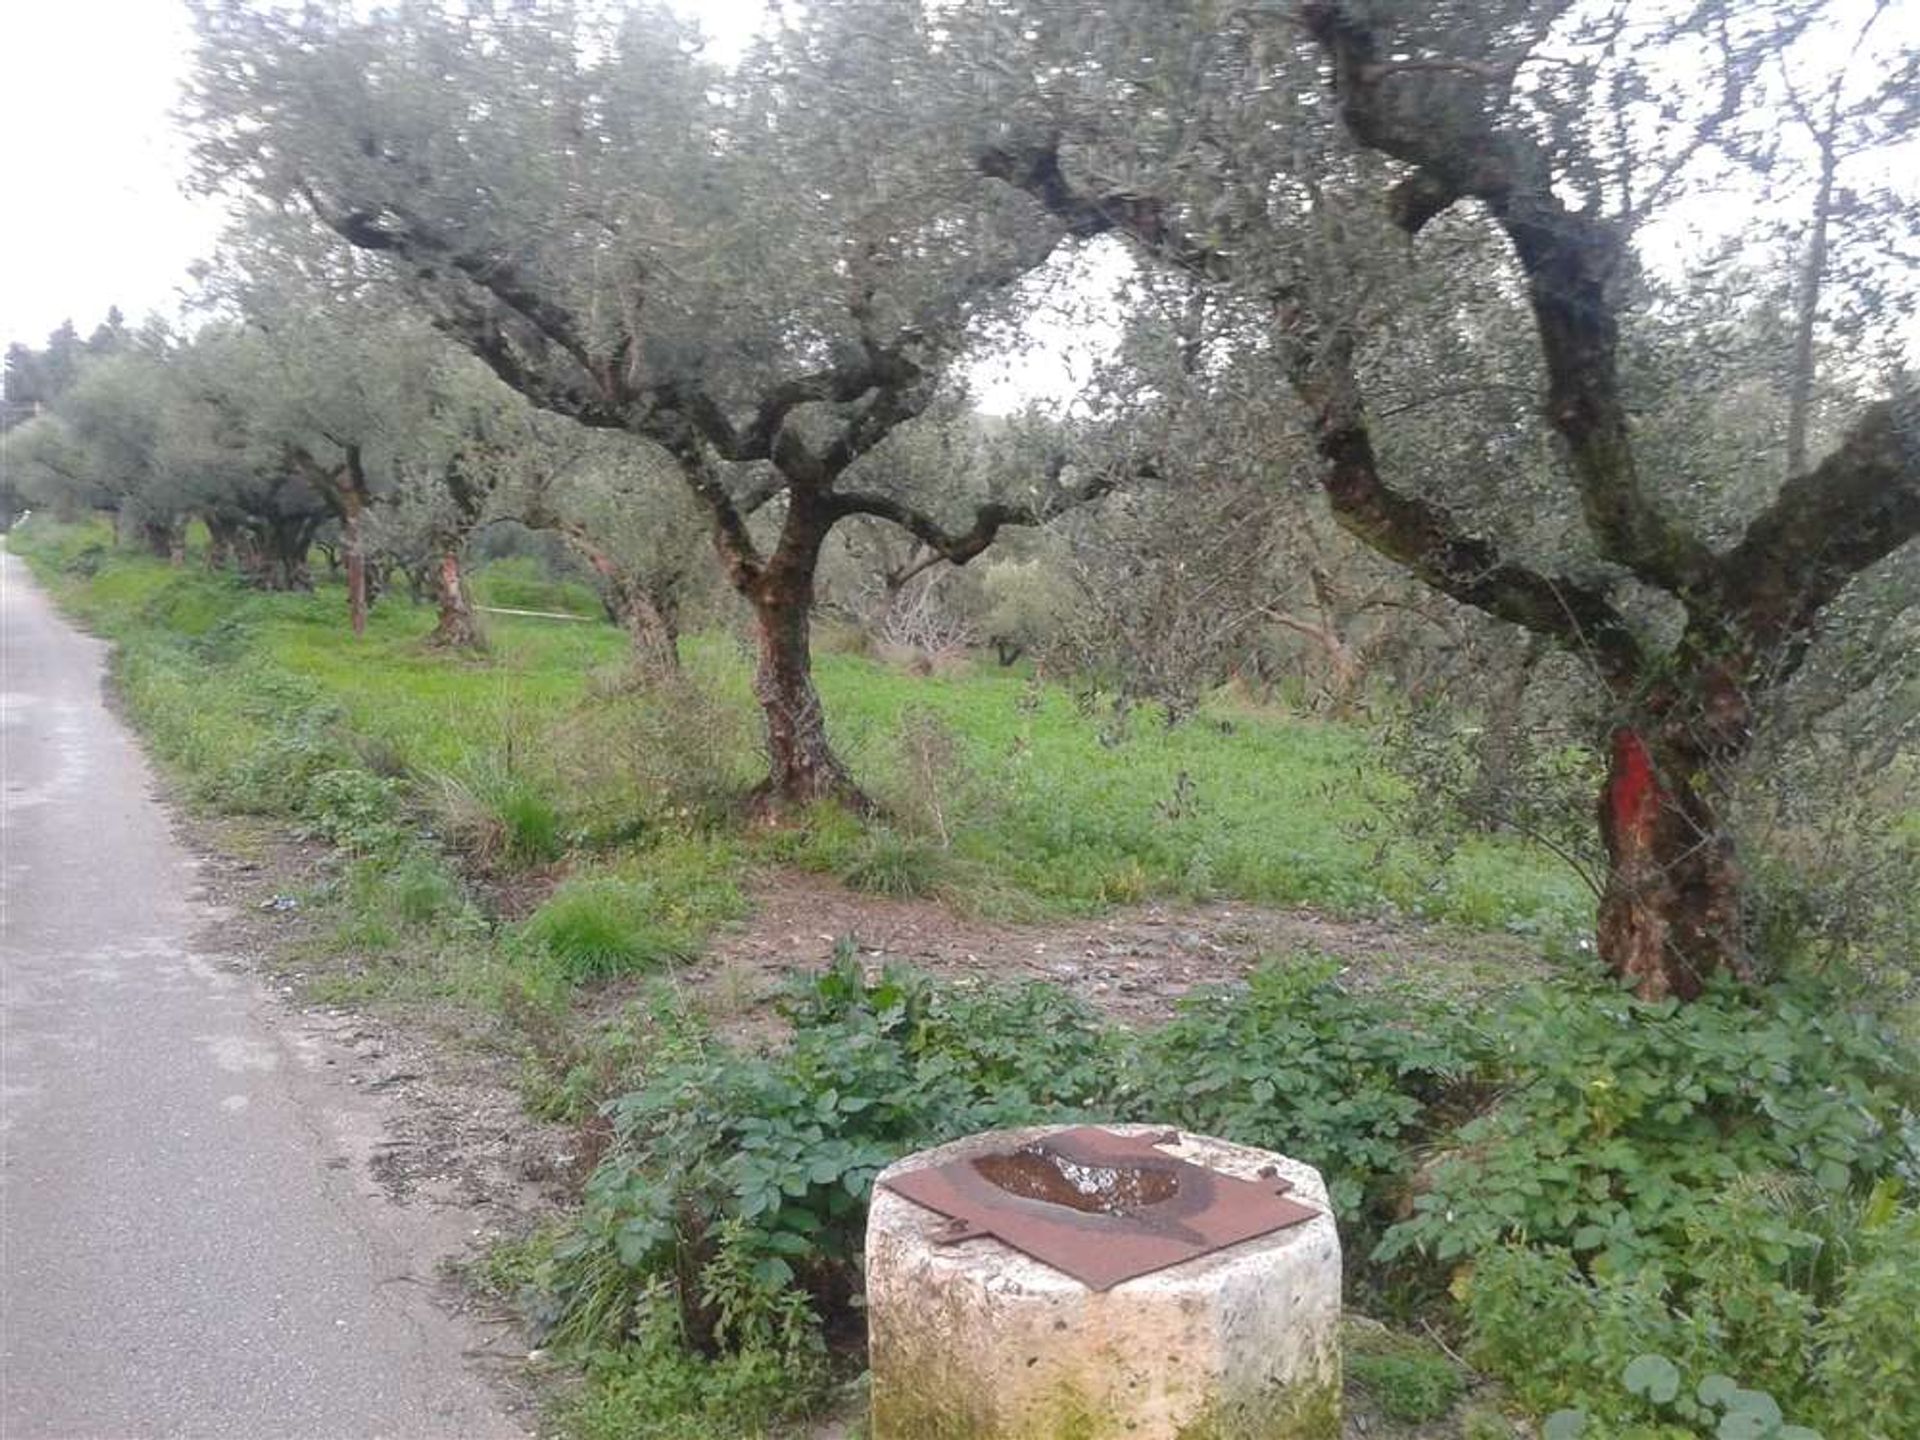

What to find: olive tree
left=970, top=0, right=1918, bottom=998
left=8, top=413, right=118, bottom=525
left=41, top=349, right=184, bottom=556
left=188, top=0, right=1137, bottom=809
left=370, top=354, right=570, bottom=652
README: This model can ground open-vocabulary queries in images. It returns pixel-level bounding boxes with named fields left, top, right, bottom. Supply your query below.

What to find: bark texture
left=614, top=583, right=680, bottom=675
left=1597, top=729, right=1746, bottom=1001
left=739, top=495, right=866, bottom=812
left=293, top=443, right=374, bottom=636
left=342, top=486, right=368, bottom=637
left=748, top=590, right=861, bottom=812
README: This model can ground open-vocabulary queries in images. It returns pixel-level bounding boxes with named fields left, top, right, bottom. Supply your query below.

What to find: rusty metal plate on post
left=878, top=1127, right=1319, bottom=1291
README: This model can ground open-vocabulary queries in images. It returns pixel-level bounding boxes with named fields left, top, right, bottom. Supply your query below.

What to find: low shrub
left=350, top=851, right=470, bottom=930
left=556, top=954, right=1123, bottom=1357
left=874, top=702, right=993, bottom=849
left=1378, top=978, right=1916, bottom=1277
left=1466, top=1235, right=1912, bottom=1439
left=431, top=763, right=569, bottom=868
left=321, top=850, right=484, bottom=967
left=300, top=767, right=405, bottom=853
left=1809, top=1201, right=1920, bottom=1440
left=553, top=667, right=756, bottom=831
left=1383, top=976, right=1919, bottom=1436
left=63, top=541, right=110, bottom=577
left=1134, top=957, right=1477, bottom=1230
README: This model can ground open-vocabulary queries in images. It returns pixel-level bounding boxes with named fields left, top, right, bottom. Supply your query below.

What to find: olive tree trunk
left=1596, top=727, right=1748, bottom=1000
left=138, top=518, right=177, bottom=561
left=615, top=583, right=680, bottom=675
left=342, top=486, right=369, bottom=637
left=205, top=515, right=239, bottom=572
left=740, top=503, right=866, bottom=814
left=427, top=550, right=485, bottom=650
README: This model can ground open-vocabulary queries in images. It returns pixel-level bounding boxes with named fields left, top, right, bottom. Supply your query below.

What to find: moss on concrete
left=1173, top=1379, right=1343, bottom=1440
left=871, top=1370, right=1341, bottom=1439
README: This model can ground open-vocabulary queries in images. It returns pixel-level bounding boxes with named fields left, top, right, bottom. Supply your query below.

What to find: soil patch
left=684, top=867, right=1552, bottom=1035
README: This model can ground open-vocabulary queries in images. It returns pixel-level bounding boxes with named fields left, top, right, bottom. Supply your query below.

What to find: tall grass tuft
left=520, top=878, right=686, bottom=981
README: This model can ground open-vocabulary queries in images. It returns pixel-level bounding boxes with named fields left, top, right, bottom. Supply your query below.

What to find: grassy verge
left=9, top=519, right=1589, bottom=941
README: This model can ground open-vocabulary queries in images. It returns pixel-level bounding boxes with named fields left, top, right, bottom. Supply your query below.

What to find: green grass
left=468, top=555, right=605, bottom=617
left=1346, top=1325, right=1468, bottom=1424
left=808, top=659, right=1587, bottom=931
left=518, top=846, right=747, bottom=987
left=8, top=520, right=1590, bottom=942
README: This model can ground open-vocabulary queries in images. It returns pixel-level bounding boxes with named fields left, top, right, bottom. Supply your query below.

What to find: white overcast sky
left=0, top=0, right=1089, bottom=410
left=3, top=1, right=1909, bottom=385
left=0, top=0, right=776, bottom=348
left=1, top=0, right=212, bottom=346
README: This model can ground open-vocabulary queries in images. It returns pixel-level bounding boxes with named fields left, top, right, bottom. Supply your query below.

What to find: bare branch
left=830, top=453, right=1135, bottom=569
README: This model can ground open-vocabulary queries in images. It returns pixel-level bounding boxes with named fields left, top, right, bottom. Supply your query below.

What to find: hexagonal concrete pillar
left=867, top=1123, right=1342, bottom=1440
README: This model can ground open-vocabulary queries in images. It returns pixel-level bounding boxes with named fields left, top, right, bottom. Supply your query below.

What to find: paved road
left=1, top=550, right=524, bottom=1439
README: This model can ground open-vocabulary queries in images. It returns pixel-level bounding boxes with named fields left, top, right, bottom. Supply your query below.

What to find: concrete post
left=867, top=1123, right=1342, bottom=1439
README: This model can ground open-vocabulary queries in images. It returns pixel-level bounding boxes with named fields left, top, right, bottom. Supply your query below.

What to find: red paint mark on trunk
left=1608, top=727, right=1660, bottom=846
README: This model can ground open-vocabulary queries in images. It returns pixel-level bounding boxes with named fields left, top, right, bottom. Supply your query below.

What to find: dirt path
left=186, top=816, right=586, bottom=1217
left=685, top=868, right=1552, bottom=1031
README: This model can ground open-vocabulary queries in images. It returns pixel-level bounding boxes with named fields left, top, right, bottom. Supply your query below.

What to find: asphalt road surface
left=1, top=549, right=524, bottom=1439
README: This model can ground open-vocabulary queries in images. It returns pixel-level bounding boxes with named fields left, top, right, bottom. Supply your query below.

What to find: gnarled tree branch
left=1719, top=396, right=1920, bottom=667
left=1299, top=1, right=1718, bottom=604
left=977, top=135, right=1644, bottom=682
left=831, top=452, right=1133, bottom=571
left=1287, top=311, right=1645, bottom=684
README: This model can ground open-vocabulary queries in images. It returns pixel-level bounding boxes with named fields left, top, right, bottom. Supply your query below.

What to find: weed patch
left=1380, top=976, right=1919, bottom=1436
left=1346, top=1327, right=1467, bottom=1424
left=836, top=826, right=948, bottom=898
left=1134, top=957, right=1477, bottom=1234
left=521, top=878, right=690, bottom=983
